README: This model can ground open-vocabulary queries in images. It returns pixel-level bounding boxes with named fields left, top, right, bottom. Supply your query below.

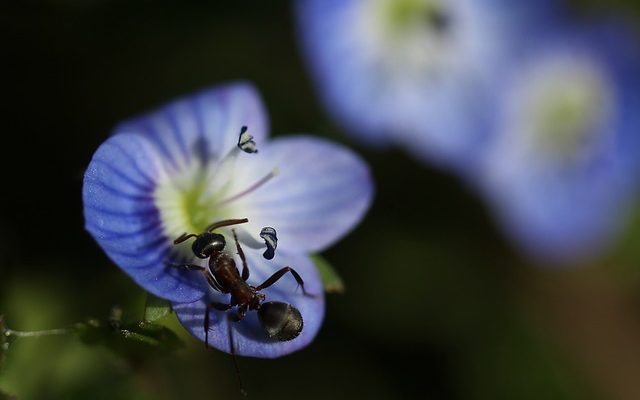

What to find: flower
left=296, top=0, right=561, bottom=170
left=478, top=25, right=640, bottom=263
left=83, top=82, right=373, bottom=357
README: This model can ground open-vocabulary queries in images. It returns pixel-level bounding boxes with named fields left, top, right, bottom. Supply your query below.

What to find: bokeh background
left=2, top=1, right=640, bottom=399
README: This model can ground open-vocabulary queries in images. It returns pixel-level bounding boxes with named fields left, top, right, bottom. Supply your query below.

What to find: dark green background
left=2, top=1, right=640, bottom=399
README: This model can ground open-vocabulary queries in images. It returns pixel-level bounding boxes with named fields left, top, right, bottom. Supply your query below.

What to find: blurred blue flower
left=83, top=83, right=373, bottom=357
left=479, top=25, right=640, bottom=263
left=296, top=0, right=561, bottom=170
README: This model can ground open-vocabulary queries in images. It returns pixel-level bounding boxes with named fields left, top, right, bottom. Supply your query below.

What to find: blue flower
left=296, top=0, right=561, bottom=170
left=478, top=24, right=640, bottom=263
left=83, top=82, right=373, bottom=357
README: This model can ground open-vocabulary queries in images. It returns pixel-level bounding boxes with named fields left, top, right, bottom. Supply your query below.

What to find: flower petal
left=296, top=0, right=563, bottom=169
left=221, top=136, right=373, bottom=253
left=83, top=133, right=209, bottom=302
left=483, top=165, right=635, bottom=263
left=83, top=83, right=271, bottom=302
left=114, top=82, right=269, bottom=173
left=173, top=250, right=324, bottom=358
left=478, top=25, right=640, bottom=263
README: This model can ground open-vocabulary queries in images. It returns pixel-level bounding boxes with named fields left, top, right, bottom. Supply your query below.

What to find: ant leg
left=255, top=267, right=312, bottom=297
left=204, top=299, right=247, bottom=395
left=206, top=218, right=249, bottom=232
left=173, top=232, right=198, bottom=245
left=204, top=302, right=232, bottom=348
left=225, top=310, right=247, bottom=396
left=229, top=304, right=248, bottom=322
left=167, top=262, right=228, bottom=293
left=232, top=229, right=250, bottom=281
left=210, top=302, right=232, bottom=311
left=204, top=304, right=211, bottom=348
left=206, top=275, right=226, bottom=293
left=166, top=262, right=205, bottom=272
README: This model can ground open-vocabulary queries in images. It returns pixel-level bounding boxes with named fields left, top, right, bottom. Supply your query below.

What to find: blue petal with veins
left=83, top=82, right=373, bottom=356
left=173, top=250, right=324, bottom=358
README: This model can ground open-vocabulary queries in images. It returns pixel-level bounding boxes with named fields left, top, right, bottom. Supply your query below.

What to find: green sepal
left=311, top=255, right=345, bottom=294
left=144, top=293, right=172, bottom=322
left=75, top=317, right=183, bottom=359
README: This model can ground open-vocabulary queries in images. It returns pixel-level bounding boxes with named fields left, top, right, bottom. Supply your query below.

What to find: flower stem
left=4, top=328, right=71, bottom=338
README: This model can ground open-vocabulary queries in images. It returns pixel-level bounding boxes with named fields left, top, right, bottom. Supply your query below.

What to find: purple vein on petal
left=86, top=220, right=163, bottom=240
left=219, top=88, right=236, bottom=153
left=107, top=247, right=172, bottom=271
left=190, top=95, right=213, bottom=164
left=86, top=179, right=155, bottom=202
left=89, top=159, right=154, bottom=192
left=165, top=106, right=192, bottom=165
left=102, top=141, right=157, bottom=187
left=84, top=205, right=159, bottom=218
left=138, top=119, right=180, bottom=171
left=103, top=235, right=170, bottom=259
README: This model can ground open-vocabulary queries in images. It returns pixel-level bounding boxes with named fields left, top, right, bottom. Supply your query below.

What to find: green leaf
left=311, top=255, right=345, bottom=294
left=143, top=293, right=172, bottom=322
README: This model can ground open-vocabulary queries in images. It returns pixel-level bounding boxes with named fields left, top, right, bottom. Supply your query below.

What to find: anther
left=259, top=227, right=278, bottom=260
left=237, top=126, right=258, bottom=154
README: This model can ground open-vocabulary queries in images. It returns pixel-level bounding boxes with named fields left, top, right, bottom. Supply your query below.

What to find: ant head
left=192, top=232, right=226, bottom=259
left=257, top=301, right=303, bottom=341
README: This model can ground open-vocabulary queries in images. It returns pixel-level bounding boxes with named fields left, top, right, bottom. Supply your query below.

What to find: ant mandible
left=172, top=218, right=311, bottom=346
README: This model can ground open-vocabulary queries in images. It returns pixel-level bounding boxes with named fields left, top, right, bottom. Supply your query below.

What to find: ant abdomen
left=258, top=301, right=303, bottom=341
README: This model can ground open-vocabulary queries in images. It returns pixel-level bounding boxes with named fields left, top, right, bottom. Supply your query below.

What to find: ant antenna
left=173, top=232, right=198, bottom=245
left=206, top=218, right=249, bottom=233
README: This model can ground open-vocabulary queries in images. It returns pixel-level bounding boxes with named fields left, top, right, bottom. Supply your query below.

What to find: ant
left=171, top=218, right=311, bottom=346
left=169, top=129, right=312, bottom=395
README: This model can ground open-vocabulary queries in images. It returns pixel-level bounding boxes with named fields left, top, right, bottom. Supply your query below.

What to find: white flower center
left=153, top=147, right=278, bottom=245
left=515, top=55, right=615, bottom=159
left=363, top=0, right=453, bottom=78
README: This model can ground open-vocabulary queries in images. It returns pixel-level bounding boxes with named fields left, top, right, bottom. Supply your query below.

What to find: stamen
left=211, top=125, right=259, bottom=181
left=238, top=126, right=258, bottom=154
left=259, top=227, right=278, bottom=260
left=215, top=168, right=280, bottom=207
left=199, top=144, right=243, bottom=200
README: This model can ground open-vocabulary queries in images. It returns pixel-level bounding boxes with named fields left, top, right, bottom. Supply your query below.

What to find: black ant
left=170, top=129, right=312, bottom=394
left=171, top=218, right=311, bottom=345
